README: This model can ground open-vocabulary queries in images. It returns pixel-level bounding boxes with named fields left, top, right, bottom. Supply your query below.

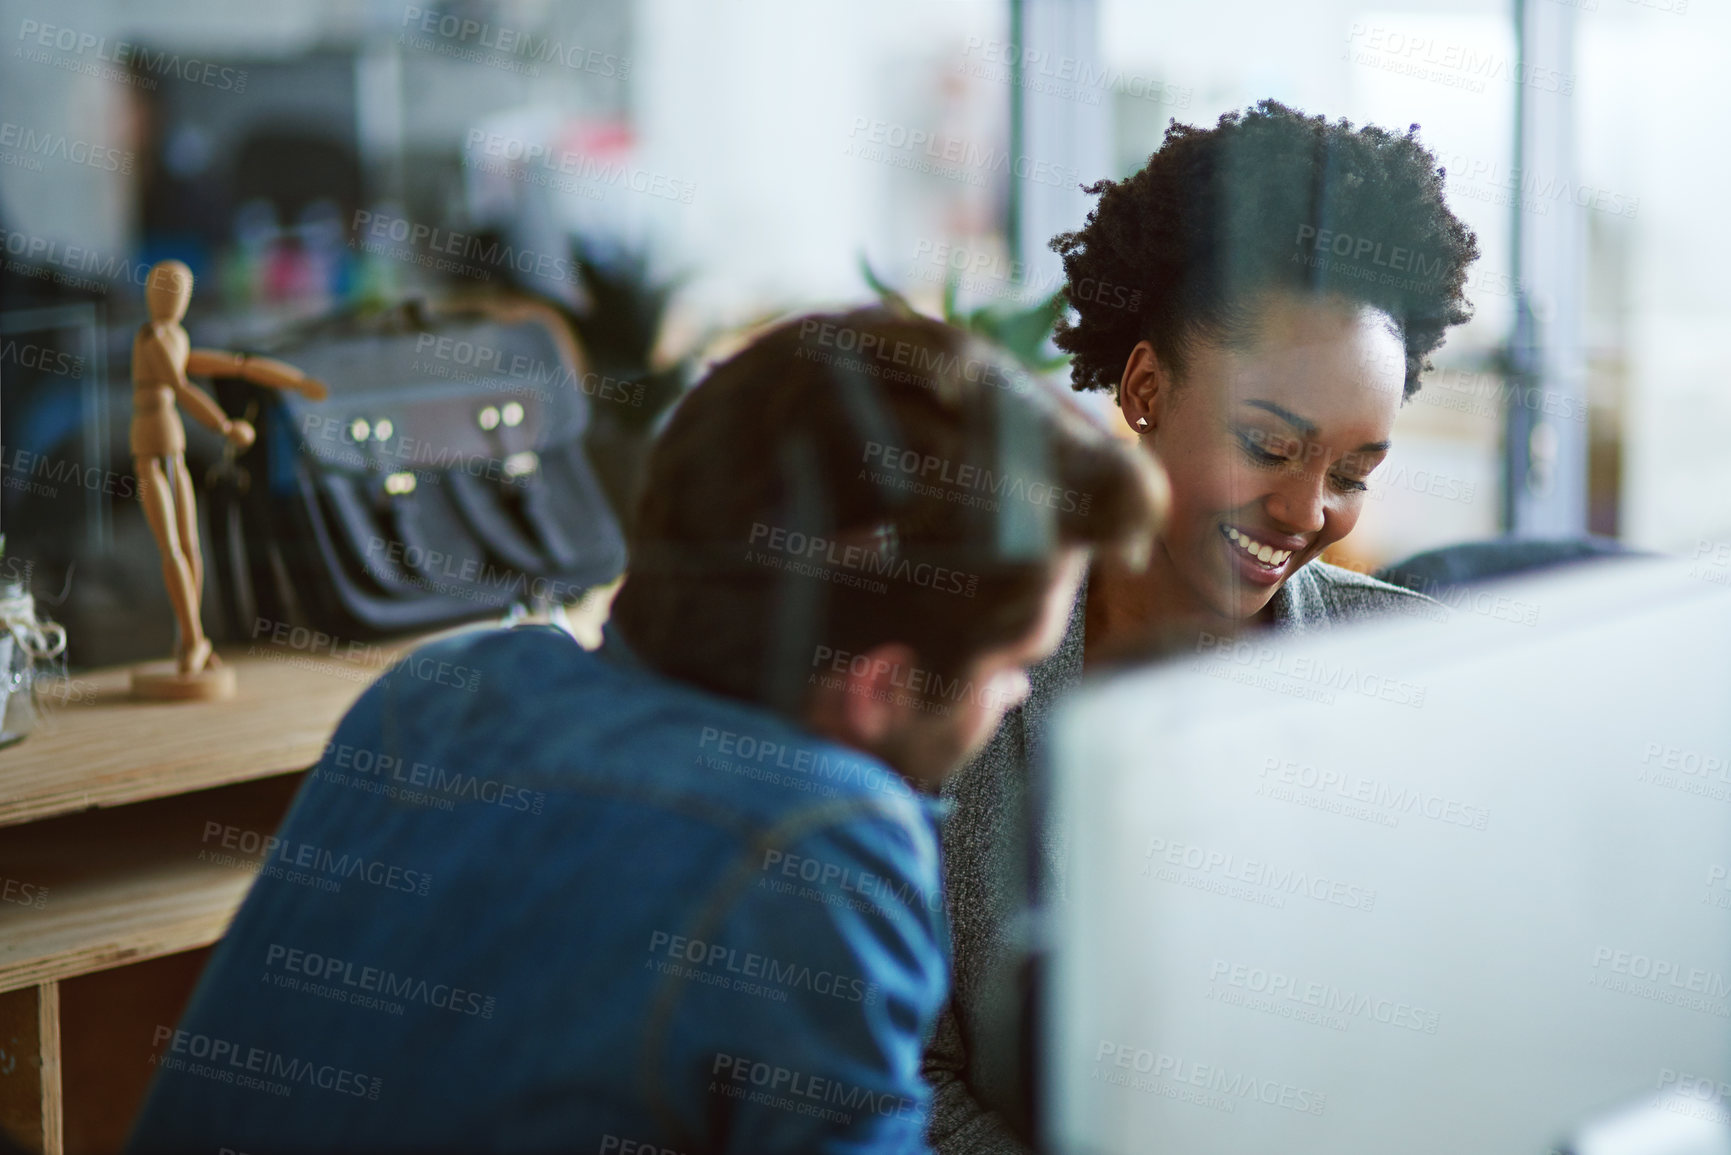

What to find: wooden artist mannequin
left=130, top=259, right=328, bottom=700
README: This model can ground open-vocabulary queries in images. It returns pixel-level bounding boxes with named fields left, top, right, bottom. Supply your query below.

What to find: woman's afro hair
left=1050, top=99, right=1481, bottom=400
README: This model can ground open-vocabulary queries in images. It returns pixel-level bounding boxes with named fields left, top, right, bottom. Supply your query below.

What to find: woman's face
left=1119, top=294, right=1407, bottom=621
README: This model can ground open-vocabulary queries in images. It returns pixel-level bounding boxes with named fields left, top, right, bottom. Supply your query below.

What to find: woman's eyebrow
left=1245, top=401, right=1390, bottom=456
left=1244, top=400, right=1317, bottom=437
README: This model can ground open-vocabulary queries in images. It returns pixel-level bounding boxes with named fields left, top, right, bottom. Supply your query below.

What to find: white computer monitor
left=1046, top=557, right=1731, bottom=1155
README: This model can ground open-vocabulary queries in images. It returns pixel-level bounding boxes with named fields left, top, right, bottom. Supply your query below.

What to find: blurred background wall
left=3, top=0, right=1727, bottom=648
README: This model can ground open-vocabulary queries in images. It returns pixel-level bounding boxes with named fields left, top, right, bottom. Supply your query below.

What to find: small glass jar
left=0, top=577, right=57, bottom=748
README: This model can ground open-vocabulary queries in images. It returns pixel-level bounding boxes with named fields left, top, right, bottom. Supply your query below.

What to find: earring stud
left=1135, top=417, right=1149, bottom=429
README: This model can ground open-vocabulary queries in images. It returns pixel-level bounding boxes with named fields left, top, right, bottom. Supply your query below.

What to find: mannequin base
left=130, top=662, right=236, bottom=702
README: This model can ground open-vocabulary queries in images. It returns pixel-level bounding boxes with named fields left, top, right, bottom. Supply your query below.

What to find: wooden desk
left=0, top=644, right=401, bottom=1154
left=0, top=584, right=614, bottom=1152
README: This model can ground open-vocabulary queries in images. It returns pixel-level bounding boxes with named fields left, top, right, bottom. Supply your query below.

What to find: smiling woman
left=1055, top=97, right=1481, bottom=638
left=924, top=99, right=1482, bottom=1155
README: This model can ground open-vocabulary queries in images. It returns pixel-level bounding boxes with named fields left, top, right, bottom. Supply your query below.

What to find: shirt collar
left=596, top=623, right=956, bottom=817
left=596, top=622, right=646, bottom=672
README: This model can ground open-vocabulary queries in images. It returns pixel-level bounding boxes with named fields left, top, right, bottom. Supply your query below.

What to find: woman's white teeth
left=1225, top=527, right=1292, bottom=567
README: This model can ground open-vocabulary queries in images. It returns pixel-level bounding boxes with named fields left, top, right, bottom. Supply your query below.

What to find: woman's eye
left=1331, top=474, right=1370, bottom=494
left=1237, top=433, right=1290, bottom=465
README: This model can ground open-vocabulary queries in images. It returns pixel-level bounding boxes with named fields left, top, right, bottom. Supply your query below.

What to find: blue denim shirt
left=128, top=624, right=951, bottom=1154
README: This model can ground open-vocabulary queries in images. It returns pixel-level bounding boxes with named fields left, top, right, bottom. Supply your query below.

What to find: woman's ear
left=1118, top=341, right=1171, bottom=436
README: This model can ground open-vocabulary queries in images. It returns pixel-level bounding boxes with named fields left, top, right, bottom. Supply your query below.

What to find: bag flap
left=264, top=312, right=590, bottom=477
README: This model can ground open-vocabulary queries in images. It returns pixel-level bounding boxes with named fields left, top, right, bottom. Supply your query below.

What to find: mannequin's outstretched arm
left=186, top=349, right=328, bottom=400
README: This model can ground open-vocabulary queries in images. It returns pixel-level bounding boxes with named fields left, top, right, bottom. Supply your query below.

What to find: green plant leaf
left=859, top=256, right=918, bottom=316
left=859, top=250, right=1070, bottom=376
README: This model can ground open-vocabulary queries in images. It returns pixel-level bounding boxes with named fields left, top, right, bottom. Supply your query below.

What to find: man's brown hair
left=610, top=307, right=1167, bottom=713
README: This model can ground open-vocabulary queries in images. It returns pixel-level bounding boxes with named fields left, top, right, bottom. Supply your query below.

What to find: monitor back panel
left=1047, top=560, right=1731, bottom=1155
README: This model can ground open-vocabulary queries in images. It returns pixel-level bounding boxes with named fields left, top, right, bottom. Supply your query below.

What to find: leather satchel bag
left=208, top=296, right=627, bottom=640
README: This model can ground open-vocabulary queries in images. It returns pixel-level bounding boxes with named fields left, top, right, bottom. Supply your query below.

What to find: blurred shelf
left=0, top=640, right=412, bottom=830
left=0, top=621, right=510, bottom=1152
left=0, top=776, right=303, bottom=996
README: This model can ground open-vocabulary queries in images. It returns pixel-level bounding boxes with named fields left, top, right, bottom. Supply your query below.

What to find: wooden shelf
left=0, top=776, right=304, bottom=996
left=0, top=613, right=578, bottom=1152
left=0, top=640, right=413, bottom=830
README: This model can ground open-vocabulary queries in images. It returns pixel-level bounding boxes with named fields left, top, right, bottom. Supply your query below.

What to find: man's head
left=610, top=307, right=1167, bottom=789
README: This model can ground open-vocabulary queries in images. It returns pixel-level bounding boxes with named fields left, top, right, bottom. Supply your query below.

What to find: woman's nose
left=1264, top=470, right=1327, bottom=534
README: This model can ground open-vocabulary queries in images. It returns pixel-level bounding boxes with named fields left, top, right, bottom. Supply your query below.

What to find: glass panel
left=1103, top=0, right=1519, bottom=569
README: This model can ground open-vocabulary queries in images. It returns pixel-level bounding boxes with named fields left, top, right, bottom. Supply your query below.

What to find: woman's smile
left=1220, top=524, right=1298, bottom=585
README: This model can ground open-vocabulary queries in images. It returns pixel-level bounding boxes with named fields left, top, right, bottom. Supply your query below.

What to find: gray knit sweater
left=923, top=560, right=1439, bottom=1153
